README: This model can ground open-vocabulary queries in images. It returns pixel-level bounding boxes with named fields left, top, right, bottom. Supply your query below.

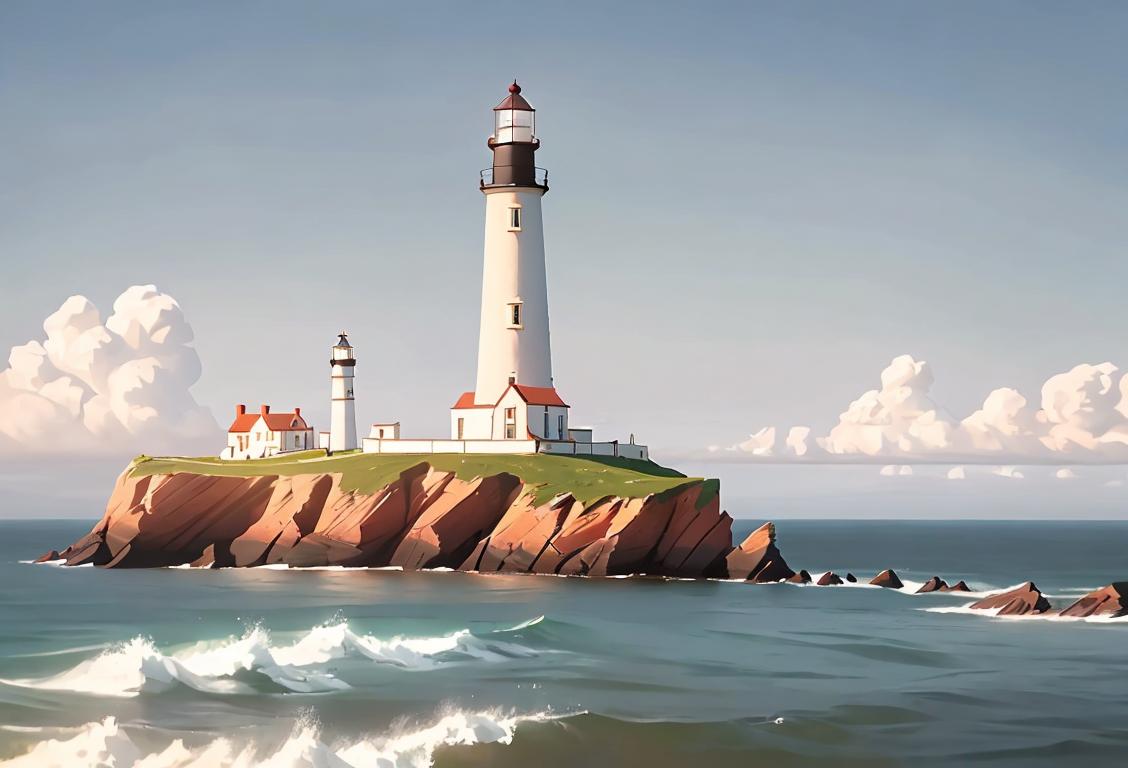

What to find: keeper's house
left=223, top=404, right=314, bottom=459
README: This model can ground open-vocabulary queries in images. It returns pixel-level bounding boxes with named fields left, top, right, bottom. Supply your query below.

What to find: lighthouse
left=329, top=333, right=357, bottom=451
left=473, top=81, right=553, bottom=405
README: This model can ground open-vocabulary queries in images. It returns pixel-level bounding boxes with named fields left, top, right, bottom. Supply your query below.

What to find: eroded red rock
left=969, top=582, right=1051, bottom=616
left=941, top=580, right=971, bottom=593
left=46, top=463, right=755, bottom=581
left=916, top=576, right=949, bottom=593
left=869, top=569, right=904, bottom=589
left=787, top=569, right=812, bottom=584
left=725, top=523, right=796, bottom=582
left=1059, top=582, right=1128, bottom=618
left=817, top=571, right=843, bottom=586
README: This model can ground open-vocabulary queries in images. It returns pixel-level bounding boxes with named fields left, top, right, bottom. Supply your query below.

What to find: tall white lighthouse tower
left=473, top=82, right=553, bottom=405
left=329, top=333, right=357, bottom=451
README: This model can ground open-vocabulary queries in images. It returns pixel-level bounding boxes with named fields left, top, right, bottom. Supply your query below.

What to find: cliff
left=47, top=453, right=786, bottom=579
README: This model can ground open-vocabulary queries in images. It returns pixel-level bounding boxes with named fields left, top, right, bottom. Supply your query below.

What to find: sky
left=2, top=2, right=1127, bottom=515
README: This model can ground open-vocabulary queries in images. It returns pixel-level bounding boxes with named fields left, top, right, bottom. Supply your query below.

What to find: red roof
left=228, top=407, right=309, bottom=433
left=228, top=412, right=259, bottom=433
left=511, top=384, right=568, bottom=407
left=494, top=81, right=534, bottom=111
left=451, top=391, right=492, bottom=409
left=262, top=412, right=308, bottom=432
left=452, top=385, right=569, bottom=410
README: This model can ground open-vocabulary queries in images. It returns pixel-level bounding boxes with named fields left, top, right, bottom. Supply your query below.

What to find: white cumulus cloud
left=726, top=354, right=1128, bottom=463
left=0, top=286, right=219, bottom=455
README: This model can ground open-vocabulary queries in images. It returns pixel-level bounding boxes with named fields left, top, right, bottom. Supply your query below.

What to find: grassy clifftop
left=129, top=451, right=716, bottom=506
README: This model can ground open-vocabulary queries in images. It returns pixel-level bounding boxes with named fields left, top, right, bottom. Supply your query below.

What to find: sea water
left=0, top=519, right=1126, bottom=767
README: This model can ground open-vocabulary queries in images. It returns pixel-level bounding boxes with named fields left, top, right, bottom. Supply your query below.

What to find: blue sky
left=2, top=0, right=1127, bottom=457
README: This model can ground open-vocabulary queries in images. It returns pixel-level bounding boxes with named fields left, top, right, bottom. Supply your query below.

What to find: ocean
left=0, top=518, right=1125, bottom=767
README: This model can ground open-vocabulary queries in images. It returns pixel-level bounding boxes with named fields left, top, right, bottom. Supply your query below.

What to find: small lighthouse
left=473, top=81, right=553, bottom=406
left=329, top=332, right=357, bottom=451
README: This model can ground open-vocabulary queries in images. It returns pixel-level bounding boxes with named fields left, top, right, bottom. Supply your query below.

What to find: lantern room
left=493, top=81, right=536, bottom=144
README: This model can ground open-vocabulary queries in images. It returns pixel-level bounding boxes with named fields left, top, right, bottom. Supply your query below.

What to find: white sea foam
left=0, top=620, right=540, bottom=698
left=496, top=615, right=544, bottom=632
left=0, top=709, right=557, bottom=768
left=921, top=604, right=1128, bottom=623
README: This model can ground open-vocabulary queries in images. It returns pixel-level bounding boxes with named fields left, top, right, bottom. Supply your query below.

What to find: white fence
left=361, top=437, right=648, bottom=460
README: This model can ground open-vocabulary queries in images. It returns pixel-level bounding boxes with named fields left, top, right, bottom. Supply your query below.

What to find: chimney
left=261, top=405, right=270, bottom=416
left=294, top=407, right=301, bottom=418
left=508, top=375, right=516, bottom=385
left=235, top=404, right=246, bottom=417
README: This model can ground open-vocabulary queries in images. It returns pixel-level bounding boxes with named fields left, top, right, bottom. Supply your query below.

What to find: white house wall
left=492, top=388, right=529, bottom=440
left=450, top=408, right=493, bottom=440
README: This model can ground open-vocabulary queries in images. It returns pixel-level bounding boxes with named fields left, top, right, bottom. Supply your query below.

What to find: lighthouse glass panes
left=507, top=302, right=523, bottom=328
left=508, top=206, right=522, bottom=230
left=495, top=107, right=534, bottom=143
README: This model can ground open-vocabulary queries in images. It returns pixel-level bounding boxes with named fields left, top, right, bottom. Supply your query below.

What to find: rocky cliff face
left=50, top=464, right=787, bottom=579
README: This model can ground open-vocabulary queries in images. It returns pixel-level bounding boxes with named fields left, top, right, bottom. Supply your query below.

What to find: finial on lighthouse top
left=494, top=80, right=534, bottom=113
left=335, top=332, right=351, bottom=348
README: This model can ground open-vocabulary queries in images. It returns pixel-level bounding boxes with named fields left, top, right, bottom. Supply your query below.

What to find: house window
left=507, top=302, right=522, bottom=328
left=506, top=424, right=516, bottom=439
left=457, top=418, right=465, bottom=440
left=543, top=410, right=549, bottom=439
left=294, top=434, right=300, bottom=447
left=505, top=407, right=516, bottom=421
left=504, top=407, right=516, bottom=440
left=558, top=414, right=565, bottom=437
left=508, top=206, right=522, bottom=231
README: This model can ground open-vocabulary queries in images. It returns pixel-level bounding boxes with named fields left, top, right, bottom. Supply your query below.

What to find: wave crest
left=0, top=620, right=540, bottom=698
left=0, top=709, right=553, bottom=768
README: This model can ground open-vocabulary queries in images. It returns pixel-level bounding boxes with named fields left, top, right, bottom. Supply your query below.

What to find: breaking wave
left=0, top=708, right=559, bottom=768
left=0, top=620, right=540, bottom=698
left=921, top=604, right=1128, bottom=623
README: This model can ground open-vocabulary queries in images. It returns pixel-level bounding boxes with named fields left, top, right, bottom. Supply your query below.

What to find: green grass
left=130, top=451, right=709, bottom=505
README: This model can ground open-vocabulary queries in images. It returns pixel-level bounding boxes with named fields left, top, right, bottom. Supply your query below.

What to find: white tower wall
left=330, top=344, right=357, bottom=451
left=474, top=187, right=552, bottom=405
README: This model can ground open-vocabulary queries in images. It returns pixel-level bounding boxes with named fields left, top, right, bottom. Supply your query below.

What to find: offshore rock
left=969, top=582, right=1051, bottom=616
left=1059, top=583, right=1128, bottom=618
left=817, top=571, right=843, bottom=586
left=725, top=523, right=796, bottom=582
left=942, top=580, right=971, bottom=593
left=869, top=569, right=904, bottom=589
left=916, top=576, right=948, bottom=593
left=845, top=573, right=857, bottom=583
left=47, top=463, right=757, bottom=580
left=787, top=569, right=812, bottom=584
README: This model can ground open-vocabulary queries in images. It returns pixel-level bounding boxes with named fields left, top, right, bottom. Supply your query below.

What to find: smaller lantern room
left=492, top=81, right=535, bottom=145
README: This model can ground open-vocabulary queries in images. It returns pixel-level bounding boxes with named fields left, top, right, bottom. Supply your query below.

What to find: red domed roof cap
left=494, top=79, right=534, bottom=111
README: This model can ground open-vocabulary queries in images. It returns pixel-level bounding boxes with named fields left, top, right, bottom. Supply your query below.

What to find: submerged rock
left=34, top=550, right=60, bottom=563
left=845, top=573, right=857, bottom=583
left=787, top=569, right=812, bottom=584
left=969, top=582, right=1051, bottom=616
left=725, top=522, right=796, bottom=582
left=1059, top=583, right=1128, bottom=618
left=916, top=576, right=949, bottom=593
left=869, top=569, right=904, bottom=589
left=817, top=571, right=843, bottom=586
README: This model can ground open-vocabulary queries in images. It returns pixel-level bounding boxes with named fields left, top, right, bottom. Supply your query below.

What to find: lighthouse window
left=508, top=302, right=523, bottom=328
left=508, top=207, right=522, bottom=231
